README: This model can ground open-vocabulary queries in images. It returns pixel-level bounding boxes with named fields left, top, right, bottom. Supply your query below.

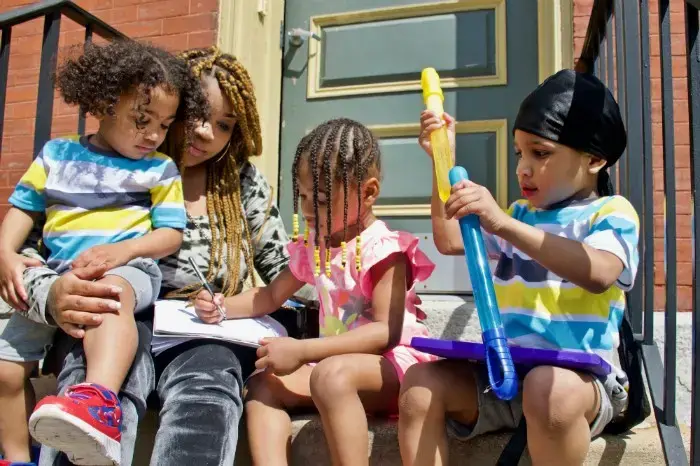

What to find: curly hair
left=55, top=39, right=209, bottom=149
left=164, top=46, right=264, bottom=299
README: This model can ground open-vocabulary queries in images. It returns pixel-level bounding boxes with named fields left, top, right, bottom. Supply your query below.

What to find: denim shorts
left=447, top=365, right=628, bottom=440
left=0, top=258, right=162, bottom=363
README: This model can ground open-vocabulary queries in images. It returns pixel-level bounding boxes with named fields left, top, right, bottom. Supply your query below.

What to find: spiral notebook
left=151, top=299, right=287, bottom=355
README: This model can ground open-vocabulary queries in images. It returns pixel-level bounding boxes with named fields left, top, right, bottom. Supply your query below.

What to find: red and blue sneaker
left=28, top=383, right=121, bottom=466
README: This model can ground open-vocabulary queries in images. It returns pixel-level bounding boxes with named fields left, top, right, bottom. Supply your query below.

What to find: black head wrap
left=513, top=69, right=626, bottom=196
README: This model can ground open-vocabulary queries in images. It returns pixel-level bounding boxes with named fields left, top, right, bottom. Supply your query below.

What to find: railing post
left=33, top=11, right=61, bottom=156
left=621, top=0, right=644, bottom=334
left=685, top=3, right=700, bottom=464
left=614, top=0, right=627, bottom=196
left=658, top=0, right=678, bottom=428
left=606, top=9, right=617, bottom=192
left=640, top=0, right=655, bottom=345
left=0, top=27, right=11, bottom=157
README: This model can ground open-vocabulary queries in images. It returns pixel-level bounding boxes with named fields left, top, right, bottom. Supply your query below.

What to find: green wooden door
left=279, top=0, right=555, bottom=293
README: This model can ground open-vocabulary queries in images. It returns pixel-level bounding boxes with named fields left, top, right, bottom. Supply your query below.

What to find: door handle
left=287, top=28, right=321, bottom=47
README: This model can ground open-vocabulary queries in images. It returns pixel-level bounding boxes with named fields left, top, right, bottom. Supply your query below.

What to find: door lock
left=287, top=28, right=321, bottom=47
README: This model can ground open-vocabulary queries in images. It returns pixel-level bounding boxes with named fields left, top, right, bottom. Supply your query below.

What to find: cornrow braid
left=321, top=121, right=344, bottom=277
left=353, top=126, right=364, bottom=271
left=290, top=118, right=381, bottom=277
left=165, top=47, right=263, bottom=300
left=308, top=129, right=325, bottom=276
left=339, top=126, right=351, bottom=269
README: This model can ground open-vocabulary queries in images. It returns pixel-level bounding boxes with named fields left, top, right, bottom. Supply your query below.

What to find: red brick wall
left=0, top=0, right=218, bottom=218
left=574, top=0, right=692, bottom=311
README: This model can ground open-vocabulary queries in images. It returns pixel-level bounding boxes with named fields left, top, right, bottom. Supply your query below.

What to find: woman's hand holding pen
left=194, top=289, right=226, bottom=324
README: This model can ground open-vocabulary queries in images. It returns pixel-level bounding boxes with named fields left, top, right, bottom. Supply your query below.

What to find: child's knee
left=244, top=371, right=283, bottom=406
left=0, top=359, right=36, bottom=394
left=309, top=357, right=354, bottom=404
left=398, top=362, right=445, bottom=418
left=96, top=275, right=135, bottom=313
left=97, top=275, right=133, bottom=299
left=522, top=366, right=592, bottom=431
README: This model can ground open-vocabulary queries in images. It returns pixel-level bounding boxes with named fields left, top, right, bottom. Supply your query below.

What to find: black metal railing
left=579, top=0, right=699, bottom=464
left=0, top=0, right=125, bottom=156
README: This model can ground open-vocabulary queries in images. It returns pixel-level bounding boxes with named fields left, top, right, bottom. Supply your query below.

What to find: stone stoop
left=125, top=409, right=674, bottom=466
left=29, top=362, right=678, bottom=464
left=15, top=295, right=687, bottom=465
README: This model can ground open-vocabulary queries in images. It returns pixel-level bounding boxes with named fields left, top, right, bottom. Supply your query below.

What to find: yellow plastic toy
left=421, top=67, right=454, bottom=202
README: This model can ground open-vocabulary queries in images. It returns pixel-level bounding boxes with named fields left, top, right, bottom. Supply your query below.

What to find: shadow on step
left=438, top=301, right=476, bottom=341
left=52, top=402, right=648, bottom=466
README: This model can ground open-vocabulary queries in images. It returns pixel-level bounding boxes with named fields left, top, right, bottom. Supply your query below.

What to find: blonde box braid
left=166, top=47, right=263, bottom=299
left=291, top=118, right=381, bottom=277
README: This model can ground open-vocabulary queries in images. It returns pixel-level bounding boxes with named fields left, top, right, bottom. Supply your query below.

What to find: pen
left=188, top=256, right=227, bottom=323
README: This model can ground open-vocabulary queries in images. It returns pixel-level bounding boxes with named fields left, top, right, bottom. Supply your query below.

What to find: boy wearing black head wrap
left=399, top=70, right=640, bottom=466
left=514, top=69, right=626, bottom=198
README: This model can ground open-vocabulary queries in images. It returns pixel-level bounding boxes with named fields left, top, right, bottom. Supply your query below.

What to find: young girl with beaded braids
left=194, top=117, right=438, bottom=465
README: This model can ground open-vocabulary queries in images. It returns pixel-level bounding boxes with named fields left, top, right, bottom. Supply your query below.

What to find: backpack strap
left=496, top=416, right=527, bottom=465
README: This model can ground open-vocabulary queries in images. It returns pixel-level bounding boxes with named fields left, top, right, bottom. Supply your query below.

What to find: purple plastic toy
left=411, top=338, right=612, bottom=378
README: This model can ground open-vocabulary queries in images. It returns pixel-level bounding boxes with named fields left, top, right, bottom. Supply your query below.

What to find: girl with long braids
left=10, top=46, right=293, bottom=466
left=194, top=117, right=438, bottom=466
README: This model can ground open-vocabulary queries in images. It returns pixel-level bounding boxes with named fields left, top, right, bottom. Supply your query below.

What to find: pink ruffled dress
left=287, top=220, right=438, bottom=379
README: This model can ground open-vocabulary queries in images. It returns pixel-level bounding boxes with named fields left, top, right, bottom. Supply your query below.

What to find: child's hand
left=193, top=289, right=225, bottom=324
left=72, top=244, right=133, bottom=270
left=0, top=251, right=43, bottom=311
left=445, top=180, right=511, bottom=234
left=255, top=337, right=305, bottom=376
left=419, top=110, right=456, bottom=161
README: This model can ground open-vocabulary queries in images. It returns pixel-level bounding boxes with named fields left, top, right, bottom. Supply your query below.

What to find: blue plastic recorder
left=448, top=166, right=518, bottom=400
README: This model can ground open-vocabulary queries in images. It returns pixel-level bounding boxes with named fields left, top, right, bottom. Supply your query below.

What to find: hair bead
left=292, top=213, right=299, bottom=241
left=340, top=241, right=347, bottom=269
left=314, top=246, right=321, bottom=276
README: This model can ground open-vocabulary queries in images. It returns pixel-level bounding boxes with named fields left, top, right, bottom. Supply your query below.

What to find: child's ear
left=588, top=155, right=607, bottom=175
left=362, top=177, right=380, bottom=206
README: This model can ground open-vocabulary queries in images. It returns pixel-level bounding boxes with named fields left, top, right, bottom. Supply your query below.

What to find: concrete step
left=276, top=415, right=676, bottom=466
left=23, top=383, right=684, bottom=466
left=31, top=366, right=681, bottom=466
left=15, top=298, right=693, bottom=464
left=421, top=295, right=480, bottom=341
left=129, top=410, right=679, bottom=466
left=28, top=371, right=683, bottom=466
left=29, top=352, right=680, bottom=465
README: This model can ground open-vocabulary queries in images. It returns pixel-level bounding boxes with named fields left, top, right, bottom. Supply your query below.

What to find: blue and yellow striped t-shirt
left=9, top=136, right=186, bottom=273
left=485, top=195, right=640, bottom=366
